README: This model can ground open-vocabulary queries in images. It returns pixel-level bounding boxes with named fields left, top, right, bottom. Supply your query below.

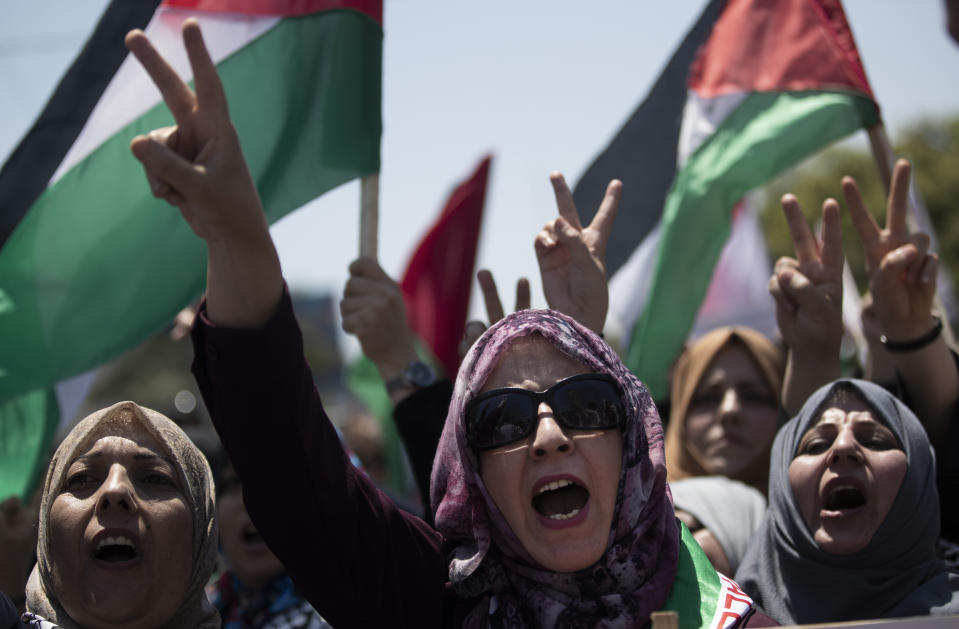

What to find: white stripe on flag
left=608, top=195, right=777, bottom=351
left=676, top=90, right=747, bottom=167
left=607, top=222, right=661, bottom=348
left=690, top=195, right=776, bottom=340
left=52, top=8, right=279, bottom=184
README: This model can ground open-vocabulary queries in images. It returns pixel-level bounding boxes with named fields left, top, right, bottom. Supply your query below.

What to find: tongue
left=532, top=485, right=589, bottom=517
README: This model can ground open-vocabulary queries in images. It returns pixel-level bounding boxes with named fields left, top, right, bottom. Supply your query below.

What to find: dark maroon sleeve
left=741, top=608, right=780, bottom=627
left=190, top=289, right=449, bottom=629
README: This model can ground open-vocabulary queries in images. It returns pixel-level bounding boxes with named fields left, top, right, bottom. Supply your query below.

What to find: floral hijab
left=430, top=310, right=678, bottom=628
left=25, top=401, right=219, bottom=628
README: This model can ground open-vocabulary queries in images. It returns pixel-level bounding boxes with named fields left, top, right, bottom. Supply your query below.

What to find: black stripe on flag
left=0, top=0, right=161, bottom=249
left=572, top=0, right=726, bottom=277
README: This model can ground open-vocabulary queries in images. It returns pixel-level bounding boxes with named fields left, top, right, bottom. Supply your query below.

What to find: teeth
left=537, top=479, right=573, bottom=495
left=547, top=508, right=581, bottom=521
left=96, top=536, right=135, bottom=550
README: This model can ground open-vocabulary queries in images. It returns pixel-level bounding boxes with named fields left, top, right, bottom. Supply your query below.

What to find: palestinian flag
left=0, top=0, right=382, bottom=405
left=574, top=0, right=877, bottom=399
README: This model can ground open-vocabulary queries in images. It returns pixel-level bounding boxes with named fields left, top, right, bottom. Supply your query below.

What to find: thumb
left=551, top=217, right=594, bottom=265
left=777, top=268, right=819, bottom=310
left=130, top=135, right=200, bottom=195
left=875, top=245, right=920, bottom=296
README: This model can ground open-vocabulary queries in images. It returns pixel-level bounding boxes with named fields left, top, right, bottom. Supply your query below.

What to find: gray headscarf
left=735, top=379, right=959, bottom=624
left=670, top=476, right=766, bottom=574
left=25, top=401, right=219, bottom=628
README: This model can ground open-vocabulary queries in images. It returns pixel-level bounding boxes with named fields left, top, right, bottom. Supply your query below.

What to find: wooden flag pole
left=360, top=173, right=379, bottom=260
left=866, top=123, right=955, bottom=346
left=650, top=611, right=678, bottom=629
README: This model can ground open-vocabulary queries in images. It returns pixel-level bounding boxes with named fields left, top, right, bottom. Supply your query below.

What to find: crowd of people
left=2, top=14, right=959, bottom=629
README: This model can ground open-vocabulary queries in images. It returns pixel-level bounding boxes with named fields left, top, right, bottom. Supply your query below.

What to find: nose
left=828, top=426, right=863, bottom=465
left=94, top=464, right=138, bottom=515
left=717, top=388, right=741, bottom=425
left=530, top=402, right=574, bottom=459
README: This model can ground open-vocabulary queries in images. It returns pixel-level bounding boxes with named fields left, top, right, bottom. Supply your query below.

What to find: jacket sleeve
left=393, top=379, right=453, bottom=523
left=191, top=288, right=449, bottom=629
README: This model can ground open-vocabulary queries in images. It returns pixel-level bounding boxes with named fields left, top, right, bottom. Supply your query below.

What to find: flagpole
left=360, top=173, right=379, bottom=260
left=866, top=123, right=956, bottom=344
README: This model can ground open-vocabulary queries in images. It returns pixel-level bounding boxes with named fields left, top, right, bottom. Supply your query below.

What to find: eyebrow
left=74, top=452, right=175, bottom=466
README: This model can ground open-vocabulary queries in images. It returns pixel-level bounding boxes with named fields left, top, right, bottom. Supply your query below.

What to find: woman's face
left=49, top=430, right=193, bottom=628
left=684, top=343, right=778, bottom=485
left=478, top=336, right=623, bottom=573
left=216, top=464, right=285, bottom=588
left=788, top=395, right=907, bottom=554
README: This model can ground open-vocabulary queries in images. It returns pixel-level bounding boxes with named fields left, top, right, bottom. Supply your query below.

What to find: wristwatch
left=385, top=360, right=437, bottom=395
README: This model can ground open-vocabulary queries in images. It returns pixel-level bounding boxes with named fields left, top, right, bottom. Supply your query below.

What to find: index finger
left=477, top=269, right=505, bottom=323
left=125, top=29, right=196, bottom=124
left=549, top=172, right=583, bottom=230
left=182, top=19, right=229, bottom=115
left=514, top=278, right=531, bottom=311
left=587, top=179, right=622, bottom=252
left=886, top=159, right=911, bottom=236
left=820, top=199, right=844, bottom=272
left=781, top=194, right=819, bottom=265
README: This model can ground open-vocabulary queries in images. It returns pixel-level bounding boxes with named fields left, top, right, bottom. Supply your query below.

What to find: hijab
left=25, top=401, right=219, bottom=629
left=670, top=476, right=766, bottom=574
left=735, top=379, right=959, bottom=624
left=665, top=327, right=783, bottom=483
left=430, top=309, right=678, bottom=628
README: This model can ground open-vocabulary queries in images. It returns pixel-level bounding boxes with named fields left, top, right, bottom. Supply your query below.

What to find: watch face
left=405, top=361, right=436, bottom=388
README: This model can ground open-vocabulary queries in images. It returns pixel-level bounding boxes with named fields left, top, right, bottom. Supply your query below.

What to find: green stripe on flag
left=628, top=90, right=877, bottom=399
left=0, top=10, right=381, bottom=402
left=0, top=388, right=59, bottom=502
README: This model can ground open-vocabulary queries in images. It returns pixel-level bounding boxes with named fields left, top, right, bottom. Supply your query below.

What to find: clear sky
left=2, top=1, right=958, bottom=357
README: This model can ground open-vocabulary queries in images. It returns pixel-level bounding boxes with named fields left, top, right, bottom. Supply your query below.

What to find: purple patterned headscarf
left=430, top=309, right=678, bottom=628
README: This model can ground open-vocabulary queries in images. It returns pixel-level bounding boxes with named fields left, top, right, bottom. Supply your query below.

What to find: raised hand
left=459, top=270, right=530, bottom=354
left=341, top=258, right=418, bottom=377
left=844, top=159, right=939, bottom=342
left=126, top=20, right=266, bottom=243
left=534, top=173, right=621, bottom=334
left=126, top=20, right=281, bottom=327
left=769, top=195, right=844, bottom=357
left=769, top=195, right=844, bottom=414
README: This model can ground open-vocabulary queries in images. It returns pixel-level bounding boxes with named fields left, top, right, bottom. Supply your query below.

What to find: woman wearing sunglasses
left=128, top=21, right=774, bottom=628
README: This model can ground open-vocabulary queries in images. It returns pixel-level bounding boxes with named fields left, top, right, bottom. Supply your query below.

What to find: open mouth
left=824, top=485, right=867, bottom=511
left=93, top=536, right=139, bottom=563
left=532, top=479, right=590, bottom=521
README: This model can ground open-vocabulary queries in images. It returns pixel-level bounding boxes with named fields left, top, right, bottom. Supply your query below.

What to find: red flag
left=400, top=155, right=492, bottom=377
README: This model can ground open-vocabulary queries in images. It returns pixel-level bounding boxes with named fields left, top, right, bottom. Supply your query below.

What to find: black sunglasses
left=465, top=373, right=626, bottom=451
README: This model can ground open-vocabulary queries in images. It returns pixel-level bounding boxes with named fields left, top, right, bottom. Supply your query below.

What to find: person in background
left=0, top=496, right=39, bottom=618
left=665, top=328, right=783, bottom=494
left=209, top=454, right=332, bottom=629
left=670, top=476, right=766, bottom=576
